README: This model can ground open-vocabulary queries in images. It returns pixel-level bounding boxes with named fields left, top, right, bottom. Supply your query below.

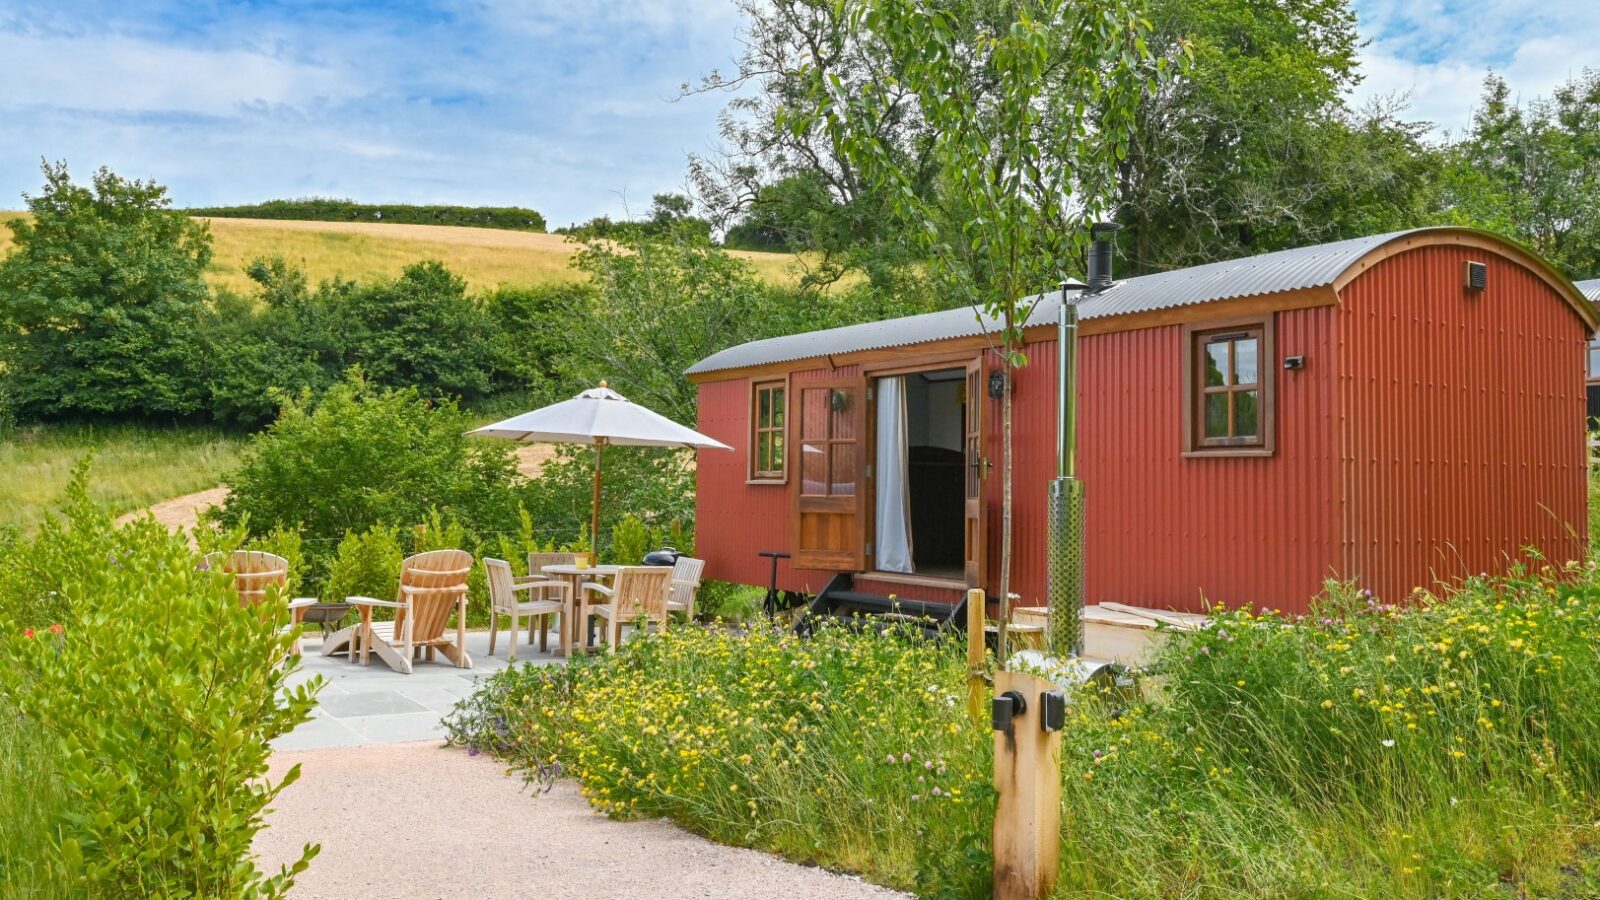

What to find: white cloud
left=0, top=31, right=363, bottom=116
left=1352, top=0, right=1600, bottom=135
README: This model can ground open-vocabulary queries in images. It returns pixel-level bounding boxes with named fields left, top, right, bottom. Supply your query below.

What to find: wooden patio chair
left=484, top=557, right=569, bottom=660
left=322, top=549, right=474, bottom=674
left=664, top=556, right=705, bottom=621
left=581, top=566, right=672, bottom=651
left=198, top=550, right=317, bottom=655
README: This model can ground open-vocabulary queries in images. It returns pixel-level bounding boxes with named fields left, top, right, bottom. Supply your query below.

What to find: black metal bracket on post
left=992, top=689, right=1027, bottom=736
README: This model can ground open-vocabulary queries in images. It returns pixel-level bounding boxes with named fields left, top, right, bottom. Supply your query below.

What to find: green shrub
left=0, top=163, right=212, bottom=420
left=608, top=514, right=650, bottom=566
left=693, top=580, right=763, bottom=622
left=0, top=468, right=320, bottom=896
left=186, top=198, right=547, bottom=232
left=322, top=523, right=404, bottom=606
left=217, top=372, right=522, bottom=551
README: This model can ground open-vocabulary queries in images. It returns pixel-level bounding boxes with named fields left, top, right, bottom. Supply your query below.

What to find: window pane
left=801, top=443, right=826, bottom=495
left=1204, top=393, right=1229, bottom=438
left=1589, top=348, right=1600, bottom=379
left=1236, top=390, right=1259, bottom=437
left=756, top=433, right=772, bottom=473
left=830, top=444, right=858, bottom=496
left=1205, top=341, right=1230, bottom=386
left=1234, top=338, right=1258, bottom=385
left=803, top=388, right=828, bottom=441
left=772, top=389, right=784, bottom=427
left=829, top=389, right=857, bottom=440
left=770, top=433, right=784, bottom=473
left=757, top=388, right=771, bottom=427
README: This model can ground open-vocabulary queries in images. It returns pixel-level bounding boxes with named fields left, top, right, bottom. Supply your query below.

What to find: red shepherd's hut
left=688, top=228, right=1599, bottom=617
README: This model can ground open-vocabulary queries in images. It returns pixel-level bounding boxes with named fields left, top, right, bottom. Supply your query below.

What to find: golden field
left=0, top=213, right=823, bottom=293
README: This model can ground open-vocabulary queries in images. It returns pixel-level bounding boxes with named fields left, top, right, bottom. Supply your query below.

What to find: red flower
left=48, top=623, right=63, bottom=635
left=23, top=628, right=35, bottom=638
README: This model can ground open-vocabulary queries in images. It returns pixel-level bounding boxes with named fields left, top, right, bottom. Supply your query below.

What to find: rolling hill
left=0, top=213, right=825, bottom=294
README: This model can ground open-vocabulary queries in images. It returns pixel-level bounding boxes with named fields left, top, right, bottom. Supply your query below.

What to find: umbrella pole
left=591, top=437, right=606, bottom=558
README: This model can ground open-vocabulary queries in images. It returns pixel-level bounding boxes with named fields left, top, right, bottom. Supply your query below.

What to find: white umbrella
left=468, top=382, right=732, bottom=550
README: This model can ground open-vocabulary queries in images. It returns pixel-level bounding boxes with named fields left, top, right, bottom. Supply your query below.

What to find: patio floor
left=277, top=629, right=563, bottom=750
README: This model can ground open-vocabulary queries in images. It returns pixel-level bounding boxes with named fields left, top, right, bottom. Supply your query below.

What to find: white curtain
left=875, top=376, right=914, bottom=573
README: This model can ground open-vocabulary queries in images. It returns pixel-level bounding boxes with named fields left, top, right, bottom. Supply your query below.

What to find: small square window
left=1183, top=318, right=1276, bottom=456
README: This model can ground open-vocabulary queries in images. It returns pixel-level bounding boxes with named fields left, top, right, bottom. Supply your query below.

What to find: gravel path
left=255, top=742, right=910, bottom=900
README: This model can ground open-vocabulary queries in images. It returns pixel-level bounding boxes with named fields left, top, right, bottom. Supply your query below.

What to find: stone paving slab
left=275, top=629, right=564, bottom=751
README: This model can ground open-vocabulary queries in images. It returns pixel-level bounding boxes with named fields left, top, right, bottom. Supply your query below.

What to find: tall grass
left=0, top=707, right=68, bottom=897
left=452, top=560, right=1600, bottom=898
left=0, top=424, right=244, bottom=535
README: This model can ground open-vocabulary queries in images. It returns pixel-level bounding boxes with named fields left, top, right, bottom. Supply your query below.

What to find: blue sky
left=2, top=1, right=1596, bottom=225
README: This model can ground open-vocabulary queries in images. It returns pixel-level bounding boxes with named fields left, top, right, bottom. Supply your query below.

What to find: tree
left=1112, top=0, right=1439, bottom=273
left=1440, top=71, right=1600, bottom=279
left=0, top=162, right=213, bottom=419
left=790, top=0, right=1158, bottom=639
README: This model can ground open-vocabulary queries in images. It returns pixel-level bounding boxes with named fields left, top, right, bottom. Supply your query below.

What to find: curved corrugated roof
left=1578, top=278, right=1600, bottom=304
left=689, top=228, right=1592, bottom=375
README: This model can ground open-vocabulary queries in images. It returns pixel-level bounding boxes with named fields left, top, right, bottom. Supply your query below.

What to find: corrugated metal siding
left=1338, top=246, right=1588, bottom=599
left=694, top=365, right=861, bottom=594
left=1002, top=310, right=1341, bottom=615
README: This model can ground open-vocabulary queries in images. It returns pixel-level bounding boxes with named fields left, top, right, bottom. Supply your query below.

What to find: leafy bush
left=0, top=163, right=212, bottom=419
left=187, top=198, right=546, bottom=232
left=321, top=523, right=404, bottom=606
left=693, top=580, right=764, bottom=622
left=520, top=446, right=693, bottom=555
left=608, top=514, right=650, bottom=566
left=0, top=468, right=320, bottom=896
left=217, top=373, right=522, bottom=551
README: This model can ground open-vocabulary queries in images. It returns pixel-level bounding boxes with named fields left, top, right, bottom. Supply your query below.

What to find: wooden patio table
left=541, top=563, right=621, bottom=656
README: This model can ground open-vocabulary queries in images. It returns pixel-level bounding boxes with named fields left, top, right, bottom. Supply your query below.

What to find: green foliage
left=481, top=283, right=591, bottom=400
left=321, top=523, right=404, bottom=605
left=217, top=372, right=522, bottom=551
left=1110, top=0, right=1442, bottom=272
left=692, top=580, right=763, bottom=622
left=608, top=514, right=650, bottom=566
left=521, top=446, right=692, bottom=555
left=0, top=162, right=213, bottom=419
left=186, top=198, right=546, bottom=232
left=445, top=622, right=989, bottom=895
left=452, top=564, right=1600, bottom=897
left=0, top=467, right=320, bottom=896
left=1440, top=71, right=1600, bottom=279
left=203, top=258, right=502, bottom=426
left=0, top=701, right=68, bottom=897
left=554, top=193, right=711, bottom=242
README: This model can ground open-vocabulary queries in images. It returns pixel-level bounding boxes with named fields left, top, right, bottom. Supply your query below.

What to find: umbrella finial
left=599, top=379, right=608, bottom=389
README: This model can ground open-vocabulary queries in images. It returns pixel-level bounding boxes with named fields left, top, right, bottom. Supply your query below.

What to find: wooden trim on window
left=1181, top=315, right=1276, bottom=457
left=748, top=376, right=788, bottom=483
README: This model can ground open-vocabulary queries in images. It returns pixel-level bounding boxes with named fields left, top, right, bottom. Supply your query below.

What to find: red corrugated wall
left=695, top=365, right=860, bottom=594
left=1001, top=308, right=1343, bottom=615
left=1337, top=246, right=1588, bottom=600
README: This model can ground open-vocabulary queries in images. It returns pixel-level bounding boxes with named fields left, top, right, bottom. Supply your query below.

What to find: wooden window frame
left=1181, top=316, right=1276, bottom=458
left=749, top=378, right=788, bottom=483
left=1587, top=335, right=1600, bottom=385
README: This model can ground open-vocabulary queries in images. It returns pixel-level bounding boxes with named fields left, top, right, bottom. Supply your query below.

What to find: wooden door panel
left=791, top=378, right=867, bottom=571
left=963, top=360, right=987, bottom=588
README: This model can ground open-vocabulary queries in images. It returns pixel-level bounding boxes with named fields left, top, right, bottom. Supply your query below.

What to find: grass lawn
left=0, top=424, right=245, bottom=535
left=2, top=213, right=843, bottom=294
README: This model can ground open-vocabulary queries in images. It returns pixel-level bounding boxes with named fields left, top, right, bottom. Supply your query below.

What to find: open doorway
left=874, top=367, right=967, bottom=579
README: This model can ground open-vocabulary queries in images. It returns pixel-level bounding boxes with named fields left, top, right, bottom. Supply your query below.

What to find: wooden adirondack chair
left=664, top=556, right=705, bottom=621
left=323, top=549, right=474, bottom=674
left=582, top=566, right=672, bottom=651
left=198, top=550, right=317, bottom=655
left=484, top=557, right=568, bottom=660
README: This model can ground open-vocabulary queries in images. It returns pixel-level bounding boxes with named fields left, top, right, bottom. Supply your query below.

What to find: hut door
left=963, top=359, right=987, bottom=588
left=790, top=377, right=867, bottom=571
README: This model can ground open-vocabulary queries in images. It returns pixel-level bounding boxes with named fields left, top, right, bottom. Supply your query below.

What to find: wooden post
left=967, top=588, right=986, bottom=720
left=591, top=436, right=606, bottom=557
left=993, top=670, right=1062, bottom=900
